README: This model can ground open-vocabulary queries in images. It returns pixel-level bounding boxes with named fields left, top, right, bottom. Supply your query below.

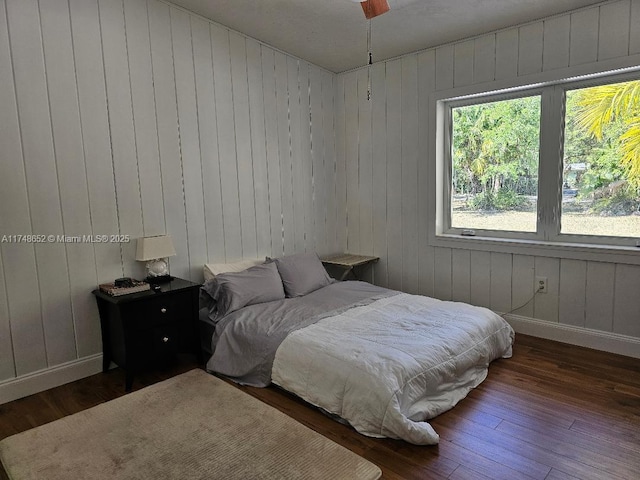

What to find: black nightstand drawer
left=126, top=292, right=191, bottom=331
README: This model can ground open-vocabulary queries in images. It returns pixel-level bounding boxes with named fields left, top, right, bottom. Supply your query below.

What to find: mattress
left=202, top=281, right=514, bottom=444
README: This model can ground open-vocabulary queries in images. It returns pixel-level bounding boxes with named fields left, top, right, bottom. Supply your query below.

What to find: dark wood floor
left=1, top=335, right=638, bottom=479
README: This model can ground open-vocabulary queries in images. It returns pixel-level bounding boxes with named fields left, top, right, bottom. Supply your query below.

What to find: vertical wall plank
left=316, top=71, right=335, bottom=256
left=534, top=256, right=560, bottom=322
left=569, top=7, right=600, bottom=66
left=147, top=0, right=189, bottom=278
left=613, top=264, right=640, bottom=338
left=451, top=249, right=471, bottom=303
left=0, top=245, right=43, bottom=375
left=473, top=34, right=495, bottom=84
left=490, top=252, right=512, bottom=313
left=511, top=255, right=535, bottom=318
left=335, top=75, right=347, bottom=254
left=298, top=62, right=314, bottom=253
left=495, top=28, right=519, bottom=80
left=418, top=50, right=435, bottom=297
left=230, top=32, right=258, bottom=259
left=246, top=40, right=271, bottom=258
left=453, top=40, right=474, bottom=87
left=298, top=60, right=312, bottom=252
left=0, top=0, right=33, bottom=378
left=261, top=47, right=284, bottom=258
left=585, top=262, right=615, bottom=332
left=211, top=24, right=242, bottom=260
left=435, top=44, right=454, bottom=91
left=124, top=0, right=164, bottom=238
left=433, top=247, right=452, bottom=301
left=0, top=252, right=13, bottom=380
left=275, top=52, right=295, bottom=256
left=401, top=55, right=419, bottom=293
left=357, top=68, right=373, bottom=257
left=100, top=0, right=144, bottom=279
left=631, top=0, right=640, bottom=54
left=421, top=246, right=436, bottom=298
left=310, top=66, right=327, bottom=254
left=319, top=70, right=334, bottom=255
left=171, top=7, right=207, bottom=280
left=287, top=57, right=305, bottom=254
left=191, top=16, right=224, bottom=263
left=558, top=259, right=587, bottom=327
left=469, top=250, right=491, bottom=309
left=385, top=60, right=403, bottom=290
left=7, top=0, right=74, bottom=368
left=321, top=69, right=336, bottom=253
left=322, top=71, right=338, bottom=255
left=598, top=0, right=631, bottom=60
left=344, top=71, right=360, bottom=254
left=300, top=62, right=318, bottom=252
left=41, top=0, right=99, bottom=358
left=518, top=22, right=544, bottom=76
left=543, top=15, right=570, bottom=71
left=70, top=0, right=122, bottom=284
left=371, top=62, right=388, bottom=287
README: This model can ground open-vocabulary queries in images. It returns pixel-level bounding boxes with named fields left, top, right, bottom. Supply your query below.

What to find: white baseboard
left=504, top=313, right=640, bottom=359
left=0, top=354, right=104, bottom=405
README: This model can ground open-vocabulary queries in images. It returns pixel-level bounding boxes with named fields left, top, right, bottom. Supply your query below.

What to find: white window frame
left=433, top=69, right=640, bottom=264
left=444, top=89, right=546, bottom=241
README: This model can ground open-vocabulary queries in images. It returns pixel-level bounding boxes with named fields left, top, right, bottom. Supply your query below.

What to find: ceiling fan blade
left=360, top=0, right=390, bottom=19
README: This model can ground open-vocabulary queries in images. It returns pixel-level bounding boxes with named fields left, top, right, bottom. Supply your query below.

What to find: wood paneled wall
left=1, top=0, right=639, bottom=394
left=336, top=0, right=640, bottom=341
left=0, top=0, right=341, bottom=383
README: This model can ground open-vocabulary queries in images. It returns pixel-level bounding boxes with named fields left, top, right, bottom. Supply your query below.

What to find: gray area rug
left=0, top=369, right=381, bottom=480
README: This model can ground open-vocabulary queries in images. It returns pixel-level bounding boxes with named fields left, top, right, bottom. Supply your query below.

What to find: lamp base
left=145, top=275, right=174, bottom=285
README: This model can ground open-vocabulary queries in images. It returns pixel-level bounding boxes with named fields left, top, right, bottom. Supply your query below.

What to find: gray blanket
left=206, top=281, right=397, bottom=386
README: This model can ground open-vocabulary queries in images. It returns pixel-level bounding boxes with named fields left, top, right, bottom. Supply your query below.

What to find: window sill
left=431, top=233, right=640, bottom=265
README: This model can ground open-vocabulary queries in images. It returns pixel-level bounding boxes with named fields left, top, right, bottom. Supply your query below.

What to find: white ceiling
left=168, top=0, right=604, bottom=73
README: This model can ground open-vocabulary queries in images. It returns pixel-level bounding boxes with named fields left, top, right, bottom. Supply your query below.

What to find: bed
left=199, top=253, right=514, bottom=445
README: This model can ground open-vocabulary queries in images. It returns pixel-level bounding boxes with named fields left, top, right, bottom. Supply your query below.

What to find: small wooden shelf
left=321, top=253, right=379, bottom=281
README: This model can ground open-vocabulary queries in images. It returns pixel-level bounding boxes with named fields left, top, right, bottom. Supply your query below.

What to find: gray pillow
left=274, top=253, right=331, bottom=297
left=204, top=262, right=285, bottom=317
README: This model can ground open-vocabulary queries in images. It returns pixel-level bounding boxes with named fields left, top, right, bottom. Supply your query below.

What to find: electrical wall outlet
left=535, top=276, right=548, bottom=293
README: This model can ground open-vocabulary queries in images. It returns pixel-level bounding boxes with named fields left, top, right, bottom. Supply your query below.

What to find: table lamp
left=135, top=235, right=176, bottom=283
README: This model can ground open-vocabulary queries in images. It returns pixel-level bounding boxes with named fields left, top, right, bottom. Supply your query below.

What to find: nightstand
left=92, top=278, right=201, bottom=391
left=321, top=253, right=379, bottom=281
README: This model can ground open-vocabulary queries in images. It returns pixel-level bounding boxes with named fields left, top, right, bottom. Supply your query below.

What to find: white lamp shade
left=135, top=235, right=176, bottom=261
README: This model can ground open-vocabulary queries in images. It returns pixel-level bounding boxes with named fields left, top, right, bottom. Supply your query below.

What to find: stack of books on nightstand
left=99, top=280, right=150, bottom=297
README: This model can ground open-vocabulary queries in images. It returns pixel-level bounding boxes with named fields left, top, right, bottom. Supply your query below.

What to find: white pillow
left=203, top=259, right=263, bottom=281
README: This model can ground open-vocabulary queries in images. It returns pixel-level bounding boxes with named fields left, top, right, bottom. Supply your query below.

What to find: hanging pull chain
left=367, top=10, right=372, bottom=100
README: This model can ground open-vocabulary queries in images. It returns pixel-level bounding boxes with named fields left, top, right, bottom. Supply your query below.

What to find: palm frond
left=574, top=80, right=640, bottom=140
left=620, top=120, right=640, bottom=186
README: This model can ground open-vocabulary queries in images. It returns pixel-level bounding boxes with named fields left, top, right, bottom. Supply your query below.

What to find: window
left=562, top=81, right=640, bottom=238
left=451, top=95, right=541, bottom=234
left=440, top=73, right=640, bottom=249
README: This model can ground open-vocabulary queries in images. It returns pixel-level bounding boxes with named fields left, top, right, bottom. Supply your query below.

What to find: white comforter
left=272, top=293, right=514, bottom=445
